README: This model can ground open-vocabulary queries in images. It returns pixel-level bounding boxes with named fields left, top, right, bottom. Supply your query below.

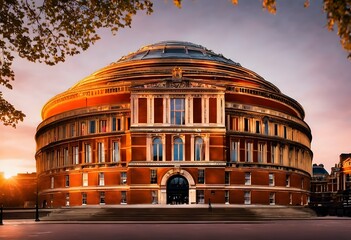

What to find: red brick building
left=35, top=41, right=312, bottom=207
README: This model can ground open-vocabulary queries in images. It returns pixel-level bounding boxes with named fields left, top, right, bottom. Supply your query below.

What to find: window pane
left=112, top=117, right=117, bottom=131
left=231, top=140, right=239, bottom=162
left=89, top=120, right=96, bottom=134
left=170, top=99, right=185, bottom=125
left=112, top=142, right=120, bottom=162
left=98, top=142, right=105, bottom=163
left=153, top=138, right=162, bottom=161
left=100, top=120, right=107, bottom=133
left=99, top=172, right=105, bottom=186
left=195, top=137, right=204, bottom=161
left=173, top=138, right=183, bottom=161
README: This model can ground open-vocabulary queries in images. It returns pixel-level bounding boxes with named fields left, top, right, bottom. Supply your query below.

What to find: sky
left=0, top=0, right=350, bottom=177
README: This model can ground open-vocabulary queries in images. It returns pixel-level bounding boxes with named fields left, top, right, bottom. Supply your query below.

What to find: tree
left=0, top=0, right=350, bottom=127
left=0, top=0, right=153, bottom=127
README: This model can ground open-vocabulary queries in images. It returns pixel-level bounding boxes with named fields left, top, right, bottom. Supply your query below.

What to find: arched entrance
left=167, top=175, right=189, bottom=204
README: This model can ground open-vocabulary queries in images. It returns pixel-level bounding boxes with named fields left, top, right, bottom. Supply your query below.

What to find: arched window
left=173, top=137, right=183, bottom=161
left=152, top=137, right=163, bottom=161
left=194, top=137, right=205, bottom=161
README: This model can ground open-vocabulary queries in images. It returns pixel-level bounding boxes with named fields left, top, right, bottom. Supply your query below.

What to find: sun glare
left=4, top=171, right=17, bottom=179
left=1, top=161, right=20, bottom=179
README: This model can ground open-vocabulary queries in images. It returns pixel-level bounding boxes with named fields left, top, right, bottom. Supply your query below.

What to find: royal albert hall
left=35, top=41, right=313, bottom=207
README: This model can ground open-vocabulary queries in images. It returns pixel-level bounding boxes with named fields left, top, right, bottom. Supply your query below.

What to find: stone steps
left=41, top=206, right=317, bottom=221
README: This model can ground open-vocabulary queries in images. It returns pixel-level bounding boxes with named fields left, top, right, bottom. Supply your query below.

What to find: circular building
left=35, top=41, right=313, bottom=207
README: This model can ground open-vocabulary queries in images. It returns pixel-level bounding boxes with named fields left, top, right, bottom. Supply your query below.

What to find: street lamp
left=35, top=174, right=40, bottom=222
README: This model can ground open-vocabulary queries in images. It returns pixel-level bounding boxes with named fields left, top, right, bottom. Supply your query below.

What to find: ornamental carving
left=172, top=67, right=183, bottom=81
left=134, top=80, right=219, bottom=89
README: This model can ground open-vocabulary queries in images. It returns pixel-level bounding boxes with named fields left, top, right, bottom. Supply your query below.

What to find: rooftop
left=117, top=41, right=241, bottom=66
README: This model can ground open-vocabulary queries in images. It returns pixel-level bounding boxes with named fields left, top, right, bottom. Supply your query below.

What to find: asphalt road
left=0, top=219, right=350, bottom=240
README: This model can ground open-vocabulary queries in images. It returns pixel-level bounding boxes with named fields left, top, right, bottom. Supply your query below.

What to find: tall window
left=152, top=190, right=158, bottom=204
left=99, top=120, right=107, bottom=133
left=274, top=123, right=278, bottom=136
left=264, top=118, right=269, bottom=135
left=283, top=126, right=287, bottom=139
left=100, top=192, right=105, bottom=204
left=196, top=190, right=205, bottom=204
left=198, top=169, right=205, bottom=184
left=66, top=193, right=70, bottom=207
left=257, top=143, right=265, bottom=163
left=230, top=140, right=239, bottom=162
left=73, top=146, right=79, bottom=165
left=112, top=117, right=117, bottom=131
left=173, top=137, right=183, bottom=161
left=286, top=175, right=290, bottom=187
left=121, top=172, right=127, bottom=185
left=84, top=144, right=92, bottom=163
left=170, top=98, right=185, bottom=125
left=150, top=169, right=157, bottom=184
left=255, top=120, right=261, bottom=134
left=244, top=191, right=251, bottom=204
left=194, top=137, right=205, bottom=161
left=112, top=141, right=120, bottom=163
left=245, top=172, right=251, bottom=185
left=98, top=142, right=105, bottom=163
left=121, top=191, right=127, bottom=204
left=89, top=120, right=96, bottom=134
left=82, top=192, right=87, bottom=205
left=244, top=118, right=250, bottom=132
left=245, top=141, right=253, bottom=162
left=269, top=173, right=275, bottom=186
left=225, top=171, right=230, bottom=184
left=98, top=172, right=105, bottom=186
left=225, top=190, right=230, bottom=204
left=269, top=193, right=275, bottom=205
left=152, top=138, right=163, bottom=161
left=112, top=117, right=121, bottom=132
left=65, top=175, right=70, bottom=187
left=82, top=172, right=88, bottom=187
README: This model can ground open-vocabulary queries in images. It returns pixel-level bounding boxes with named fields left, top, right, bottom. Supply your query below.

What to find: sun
left=4, top=170, right=17, bottom=179
left=0, top=159, right=27, bottom=179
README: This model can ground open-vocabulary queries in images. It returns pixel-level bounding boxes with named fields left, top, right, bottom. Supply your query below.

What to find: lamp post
left=35, top=174, right=40, bottom=222
left=0, top=204, right=3, bottom=225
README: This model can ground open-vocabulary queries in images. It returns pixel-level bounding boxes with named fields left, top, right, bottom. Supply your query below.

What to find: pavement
left=2, top=204, right=350, bottom=223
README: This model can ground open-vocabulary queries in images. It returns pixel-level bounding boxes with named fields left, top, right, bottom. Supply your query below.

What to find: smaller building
left=0, top=172, right=37, bottom=208
left=310, top=153, right=351, bottom=210
left=310, top=164, right=337, bottom=207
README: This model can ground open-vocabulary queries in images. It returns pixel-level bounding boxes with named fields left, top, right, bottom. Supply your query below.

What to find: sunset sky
left=0, top=0, right=350, bottom=177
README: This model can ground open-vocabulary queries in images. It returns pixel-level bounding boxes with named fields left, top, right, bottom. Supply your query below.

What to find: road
left=0, top=219, right=350, bottom=240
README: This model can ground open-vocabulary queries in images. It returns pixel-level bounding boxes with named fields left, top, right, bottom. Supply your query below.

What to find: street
left=0, top=219, right=350, bottom=240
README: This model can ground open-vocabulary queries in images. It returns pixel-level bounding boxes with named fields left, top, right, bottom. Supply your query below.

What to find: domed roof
left=117, top=41, right=241, bottom=66
left=312, top=164, right=329, bottom=176
left=40, top=41, right=306, bottom=122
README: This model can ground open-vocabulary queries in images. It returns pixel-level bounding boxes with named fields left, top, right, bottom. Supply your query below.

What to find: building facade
left=35, top=41, right=313, bottom=207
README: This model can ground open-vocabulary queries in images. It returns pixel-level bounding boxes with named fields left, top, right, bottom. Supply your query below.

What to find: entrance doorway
left=167, top=175, right=189, bottom=204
